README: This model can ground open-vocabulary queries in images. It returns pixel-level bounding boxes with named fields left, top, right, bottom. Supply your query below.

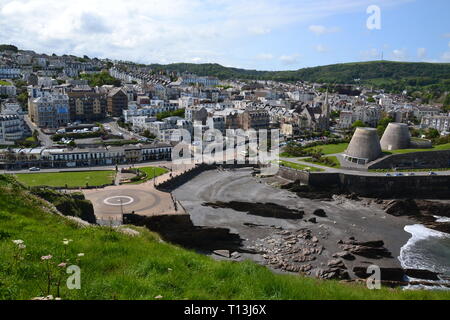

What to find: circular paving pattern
left=103, top=196, right=135, bottom=206
left=85, top=188, right=163, bottom=217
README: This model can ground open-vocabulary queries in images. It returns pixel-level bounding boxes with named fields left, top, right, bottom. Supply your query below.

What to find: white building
left=0, top=83, right=16, bottom=97
left=0, top=67, right=21, bottom=79
left=0, top=115, right=24, bottom=144
left=421, top=115, right=450, bottom=133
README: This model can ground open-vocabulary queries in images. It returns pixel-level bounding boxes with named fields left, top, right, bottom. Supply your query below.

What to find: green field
left=1, top=181, right=449, bottom=300
left=15, top=171, right=116, bottom=188
left=278, top=160, right=324, bottom=172
left=385, top=143, right=450, bottom=154
left=0, top=80, right=12, bottom=86
left=305, top=143, right=349, bottom=155
left=303, top=156, right=341, bottom=169
left=126, top=166, right=169, bottom=184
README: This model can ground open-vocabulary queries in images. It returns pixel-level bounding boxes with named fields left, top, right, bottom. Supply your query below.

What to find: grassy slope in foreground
left=1, top=184, right=450, bottom=300
left=14, top=171, right=116, bottom=188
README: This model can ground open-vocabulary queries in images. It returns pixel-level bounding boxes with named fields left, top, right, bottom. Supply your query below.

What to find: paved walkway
left=83, top=163, right=195, bottom=223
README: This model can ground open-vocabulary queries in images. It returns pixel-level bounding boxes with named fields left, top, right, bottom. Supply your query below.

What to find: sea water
left=400, top=224, right=450, bottom=289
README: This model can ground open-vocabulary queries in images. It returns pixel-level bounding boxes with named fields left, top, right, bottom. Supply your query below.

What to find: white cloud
left=308, top=25, right=340, bottom=35
left=417, top=48, right=427, bottom=59
left=392, top=49, right=408, bottom=61
left=314, top=44, right=328, bottom=53
left=0, top=0, right=411, bottom=67
left=442, top=52, right=450, bottom=62
left=280, top=54, right=301, bottom=65
left=248, top=26, right=271, bottom=35
left=256, top=53, right=274, bottom=60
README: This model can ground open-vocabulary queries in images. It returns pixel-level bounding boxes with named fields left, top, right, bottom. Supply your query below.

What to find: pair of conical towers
left=345, top=123, right=410, bottom=164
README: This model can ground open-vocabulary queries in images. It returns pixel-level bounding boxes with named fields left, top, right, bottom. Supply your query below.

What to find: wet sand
left=173, top=168, right=414, bottom=278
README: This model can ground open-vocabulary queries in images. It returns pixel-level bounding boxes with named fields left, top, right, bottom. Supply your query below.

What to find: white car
left=29, top=167, right=41, bottom=172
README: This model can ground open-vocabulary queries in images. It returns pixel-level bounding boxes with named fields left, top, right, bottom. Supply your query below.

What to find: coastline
left=173, top=168, right=421, bottom=282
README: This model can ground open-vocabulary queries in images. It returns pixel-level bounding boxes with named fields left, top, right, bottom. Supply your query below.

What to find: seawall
left=278, top=167, right=450, bottom=199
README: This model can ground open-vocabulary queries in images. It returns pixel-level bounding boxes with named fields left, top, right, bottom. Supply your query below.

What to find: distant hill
left=150, top=61, right=450, bottom=103
left=149, top=60, right=450, bottom=84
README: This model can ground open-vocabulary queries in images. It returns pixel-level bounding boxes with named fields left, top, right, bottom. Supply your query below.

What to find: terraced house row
left=0, top=142, right=172, bottom=169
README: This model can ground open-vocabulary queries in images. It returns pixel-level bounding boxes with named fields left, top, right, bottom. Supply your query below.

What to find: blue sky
left=0, top=0, right=449, bottom=70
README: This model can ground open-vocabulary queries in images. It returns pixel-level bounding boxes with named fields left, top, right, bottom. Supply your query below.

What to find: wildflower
left=41, top=255, right=52, bottom=261
left=12, top=240, right=24, bottom=245
left=57, top=262, right=67, bottom=268
left=63, top=240, right=69, bottom=245
left=77, top=253, right=84, bottom=257
left=18, top=244, right=26, bottom=249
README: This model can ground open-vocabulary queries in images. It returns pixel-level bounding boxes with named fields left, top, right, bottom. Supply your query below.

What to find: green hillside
left=1, top=175, right=450, bottom=300
left=149, top=61, right=450, bottom=102
left=149, top=60, right=450, bottom=83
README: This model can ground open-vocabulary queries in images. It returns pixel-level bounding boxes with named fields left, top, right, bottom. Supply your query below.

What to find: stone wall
left=278, top=168, right=450, bottom=199
left=338, top=174, right=450, bottom=199
left=156, top=163, right=259, bottom=192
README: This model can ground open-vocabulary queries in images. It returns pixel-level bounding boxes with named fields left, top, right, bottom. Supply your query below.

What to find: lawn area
left=303, top=156, right=341, bottom=169
left=279, top=152, right=298, bottom=158
left=15, top=170, right=116, bottom=188
left=278, top=160, right=324, bottom=172
left=1, top=182, right=449, bottom=300
left=304, top=143, right=349, bottom=155
left=126, top=166, right=169, bottom=184
left=386, top=143, right=450, bottom=154
left=0, top=80, right=12, bottom=86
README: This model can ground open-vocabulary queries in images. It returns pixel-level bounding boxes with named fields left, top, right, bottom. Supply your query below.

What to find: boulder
left=316, top=268, right=350, bottom=280
left=308, top=217, right=317, bottom=224
left=384, top=199, right=420, bottom=217
left=353, top=266, right=405, bottom=282
left=341, top=244, right=392, bottom=259
left=327, top=259, right=346, bottom=269
left=332, top=251, right=356, bottom=261
left=405, top=269, right=440, bottom=281
left=213, top=250, right=230, bottom=258
left=313, top=209, right=327, bottom=217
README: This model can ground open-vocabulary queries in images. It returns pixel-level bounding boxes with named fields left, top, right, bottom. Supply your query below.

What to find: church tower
left=322, top=90, right=330, bottom=129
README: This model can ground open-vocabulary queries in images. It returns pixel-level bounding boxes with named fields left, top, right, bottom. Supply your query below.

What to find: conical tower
left=380, top=123, right=411, bottom=151
left=344, top=128, right=382, bottom=164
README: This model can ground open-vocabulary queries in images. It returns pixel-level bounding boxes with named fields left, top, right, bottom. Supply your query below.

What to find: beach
left=173, top=168, right=420, bottom=280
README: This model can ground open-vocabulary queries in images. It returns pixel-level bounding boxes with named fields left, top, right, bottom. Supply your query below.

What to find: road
left=24, top=115, right=55, bottom=147
left=102, top=118, right=144, bottom=141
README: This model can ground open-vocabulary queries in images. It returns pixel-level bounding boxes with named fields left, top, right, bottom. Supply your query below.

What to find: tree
left=142, top=130, right=156, bottom=139
left=351, top=120, right=366, bottom=129
left=425, top=128, right=440, bottom=140
left=376, top=117, right=394, bottom=136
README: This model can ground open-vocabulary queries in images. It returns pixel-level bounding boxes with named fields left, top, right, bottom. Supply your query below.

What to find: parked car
left=29, top=167, right=40, bottom=172
left=385, top=173, right=391, bottom=177
left=394, top=173, right=404, bottom=177
left=429, top=172, right=437, bottom=176
left=408, top=173, right=415, bottom=176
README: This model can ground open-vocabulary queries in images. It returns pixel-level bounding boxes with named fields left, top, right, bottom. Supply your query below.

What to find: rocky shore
left=172, top=168, right=450, bottom=288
